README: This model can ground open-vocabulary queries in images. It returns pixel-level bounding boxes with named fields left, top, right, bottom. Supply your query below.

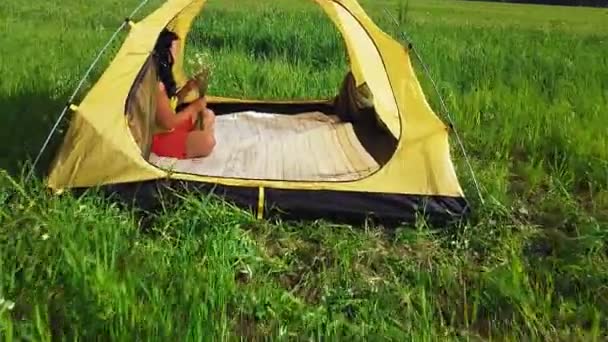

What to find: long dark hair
left=153, top=28, right=179, bottom=98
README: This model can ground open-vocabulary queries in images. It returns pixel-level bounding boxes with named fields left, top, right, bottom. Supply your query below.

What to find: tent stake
left=26, top=0, right=152, bottom=184
left=383, top=8, right=485, bottom=205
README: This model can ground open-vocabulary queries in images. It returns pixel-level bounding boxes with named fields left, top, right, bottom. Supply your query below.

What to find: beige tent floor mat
left=148, top=110, right=380, bottom=181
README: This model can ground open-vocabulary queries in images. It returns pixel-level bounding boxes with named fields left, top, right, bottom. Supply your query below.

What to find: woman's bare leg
left=185, top=131, right=215, bottom=158
left=201, top=108, right=215, bottom=132
left=185, top=109, right=216, bottom=158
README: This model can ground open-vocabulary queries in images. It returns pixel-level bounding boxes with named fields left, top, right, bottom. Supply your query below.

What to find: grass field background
left=1, top=0, right=607, bottom=340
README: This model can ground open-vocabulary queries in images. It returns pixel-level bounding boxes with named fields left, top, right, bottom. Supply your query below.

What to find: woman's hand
left=195, top=96, right=207, bottom=109
left=176, top=78, right=200, bottom=101
left=185, top=78, right=200, bottom=91
left=190, top=97, right=206, bottom=119
left=188, top=97, right=206, bottom=124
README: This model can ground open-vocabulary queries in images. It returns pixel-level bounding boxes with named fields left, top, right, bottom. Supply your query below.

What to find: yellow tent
left=46, top=0, right=470, bottom=224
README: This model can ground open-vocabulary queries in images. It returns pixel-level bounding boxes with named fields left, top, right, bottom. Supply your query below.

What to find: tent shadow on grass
left=0, top=90, right=68, bottom=178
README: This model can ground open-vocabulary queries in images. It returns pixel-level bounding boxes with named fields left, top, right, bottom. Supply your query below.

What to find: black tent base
left=83, top=179, right=472, bottom=229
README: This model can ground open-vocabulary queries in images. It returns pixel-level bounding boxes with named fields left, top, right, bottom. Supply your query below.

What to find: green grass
left=1, top=0, right=608, bottom=339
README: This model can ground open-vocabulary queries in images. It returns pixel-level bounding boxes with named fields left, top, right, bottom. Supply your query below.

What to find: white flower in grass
left=279, top=325, right=287, bottom=337
left=0, top=298, right=15, bottom=311
left=42, top=233, right=49, bottom=241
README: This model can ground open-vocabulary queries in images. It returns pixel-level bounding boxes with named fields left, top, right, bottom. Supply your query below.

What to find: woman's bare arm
left=155, top=82, right=203, bottom=130
left=175, top=79, right=197, bottom=102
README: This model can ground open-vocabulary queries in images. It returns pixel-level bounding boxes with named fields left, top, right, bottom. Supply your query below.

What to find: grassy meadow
left=1, top=0, right=608, bottom=339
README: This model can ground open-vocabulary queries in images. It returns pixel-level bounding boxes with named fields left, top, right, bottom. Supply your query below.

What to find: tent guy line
left=383, top=8, right=485, bottom=205
left=25, top=0, right=152, bottom=184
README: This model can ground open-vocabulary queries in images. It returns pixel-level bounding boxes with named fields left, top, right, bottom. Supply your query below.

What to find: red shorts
left=151, top=119, right=195, bottom=159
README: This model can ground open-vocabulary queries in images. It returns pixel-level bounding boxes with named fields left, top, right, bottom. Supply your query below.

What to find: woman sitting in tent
left=150, top=29, right=216, bottom=159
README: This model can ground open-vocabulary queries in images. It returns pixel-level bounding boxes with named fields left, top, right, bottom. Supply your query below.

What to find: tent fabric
left=126, top=56, right=158, bottom=159
left=46, top=0, right=470, bottom=224
left=320, top=1, right=401, bottom=139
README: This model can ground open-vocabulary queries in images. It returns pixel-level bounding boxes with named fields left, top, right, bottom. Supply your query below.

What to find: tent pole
left=383, top=8, right=485, bottom=205
left=26, top=0, right=152, bottom=184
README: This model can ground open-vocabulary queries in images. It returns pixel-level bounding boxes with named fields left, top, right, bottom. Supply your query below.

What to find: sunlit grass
left=1, top=0, right=607, bottom=339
